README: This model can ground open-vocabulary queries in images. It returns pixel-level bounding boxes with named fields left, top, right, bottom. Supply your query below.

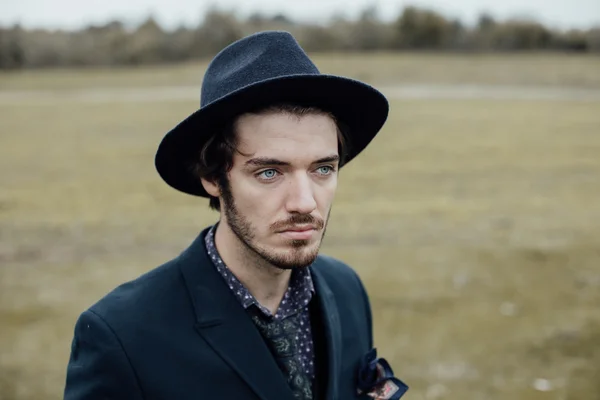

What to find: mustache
left=271, top=214, right=325, bottom=232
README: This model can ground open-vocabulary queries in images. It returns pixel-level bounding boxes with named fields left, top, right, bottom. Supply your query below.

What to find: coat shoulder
left=86, top=257, right=187, bottom=328
left=314, top=254, right=362, bottom=281
left=313, top=254, right=368, bottom=295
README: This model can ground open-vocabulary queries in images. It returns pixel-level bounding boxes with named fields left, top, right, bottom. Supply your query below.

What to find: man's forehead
left=235, top=139, right=339, bottom=167
left=234, top=111, right=337, bottom=148
left=234, top=111, right=337, bottom=134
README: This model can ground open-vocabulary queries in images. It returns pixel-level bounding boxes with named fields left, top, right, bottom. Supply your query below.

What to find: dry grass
left=1, top=54, right=600, bottom=400
left=1, top=52, right=599, bottom=91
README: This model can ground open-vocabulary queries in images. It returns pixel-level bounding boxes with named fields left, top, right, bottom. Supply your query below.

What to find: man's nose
left=284, top=174, right=317, bottom=215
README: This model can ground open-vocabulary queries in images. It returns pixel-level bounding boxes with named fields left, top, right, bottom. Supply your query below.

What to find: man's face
left=220, top=111, right=339, bottom=270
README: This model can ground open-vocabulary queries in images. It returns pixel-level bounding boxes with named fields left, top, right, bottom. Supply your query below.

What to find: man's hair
left=193, top=103, right=351, bottom=211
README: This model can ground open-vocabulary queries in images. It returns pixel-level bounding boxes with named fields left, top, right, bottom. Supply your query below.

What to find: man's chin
left=266, top=247, right=320, bottom=270
left=276, top=231, right=322, bottom=245
left=273, top=258, right=318, bottom=270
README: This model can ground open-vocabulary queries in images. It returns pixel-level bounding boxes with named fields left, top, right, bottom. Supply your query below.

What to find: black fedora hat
left=155, top=30, right=389, bottom=197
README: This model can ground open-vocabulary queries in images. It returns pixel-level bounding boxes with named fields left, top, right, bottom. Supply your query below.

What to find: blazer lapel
left=310, top=260, right=343, bottom=400
left=178, top=228, right=295, bottom=400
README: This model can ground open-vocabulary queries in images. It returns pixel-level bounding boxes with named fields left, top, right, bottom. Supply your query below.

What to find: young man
left=63, top=31, right=408, bottom=400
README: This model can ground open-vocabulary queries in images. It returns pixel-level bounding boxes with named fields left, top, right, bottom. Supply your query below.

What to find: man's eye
left=317, top=166, right=334, bottom=175
left=258, top=169, right=278, bottom=180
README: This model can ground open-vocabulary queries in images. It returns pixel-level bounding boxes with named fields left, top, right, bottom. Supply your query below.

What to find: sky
left=1, top=0, right=599, bottom=31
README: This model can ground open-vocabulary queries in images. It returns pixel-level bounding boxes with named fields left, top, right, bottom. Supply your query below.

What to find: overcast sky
left=1, top=0, right=599, bottom=31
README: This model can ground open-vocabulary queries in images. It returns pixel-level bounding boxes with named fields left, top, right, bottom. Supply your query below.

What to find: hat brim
left=155, top=74, right=389, bottom=197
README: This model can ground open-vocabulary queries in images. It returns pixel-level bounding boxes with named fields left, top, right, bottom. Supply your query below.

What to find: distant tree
left=329, top=12, right=348, bottom=25
left=492, top=19, right=553, bottom=50
left=2, top=5, right=598, bottom=69
left=0, top=25, right=25, bottom=69
left=299, top=25, right=340, bottom=52
left=323, top=14, right=354, bottom=50
left=395, top=6, right=452, bottom=49
left=192, top=8, right=243, bottom=57
left=586, top=28, right=600, bottom=52
left=271, top=14, right=293, bottom=24
left=351, top=5, right=393, bottom=50
left=23, top=29, right=71, bottom=67
left=121, top=16, right=167, bottom=64
left=551, top=29, right=588, bottom=52
left=469, top=13, right=497, bottom=50
left=246, top=12, right=295, bottom=34
left=477, top=13, right=496, bottom=32
left=248, top=12, right=268, bottom=25
left=137, top=16, right=163, bottom=36
left=446, top=19, right=468, bottom=49
left=162, top=26, right=195, bottom=62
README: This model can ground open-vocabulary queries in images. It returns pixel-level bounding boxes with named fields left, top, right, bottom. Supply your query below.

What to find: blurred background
left=1, top=1, right=600, bottom=399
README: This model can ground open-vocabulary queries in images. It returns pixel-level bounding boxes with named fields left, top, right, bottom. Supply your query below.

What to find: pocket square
left=357, top=348, right=409, bottom=400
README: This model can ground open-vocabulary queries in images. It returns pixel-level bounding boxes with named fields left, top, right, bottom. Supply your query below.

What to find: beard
left=220, top=179, right=329, bottom=270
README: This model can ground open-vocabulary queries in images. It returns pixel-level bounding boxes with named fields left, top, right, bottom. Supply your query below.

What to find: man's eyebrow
left=244, top=157, right=290, bottom=167
left=243, top=154, right=340, bottom=167
left=314, top=155, right=340, bottom=164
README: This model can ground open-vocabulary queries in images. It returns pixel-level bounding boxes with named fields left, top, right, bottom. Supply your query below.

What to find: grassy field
left=1, top=53, right=600, bottom=91
left=1, top=54, right=600, bottom=400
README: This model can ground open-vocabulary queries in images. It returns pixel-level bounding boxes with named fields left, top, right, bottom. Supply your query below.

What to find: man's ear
left=200, top=177, right=220, bottom=197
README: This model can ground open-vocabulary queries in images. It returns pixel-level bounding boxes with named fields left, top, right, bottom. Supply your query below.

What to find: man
left=63, top=31, right=408, bottom=400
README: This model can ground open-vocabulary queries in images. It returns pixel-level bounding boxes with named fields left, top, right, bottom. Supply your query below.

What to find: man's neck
left=213, top=222, right=292, bottom=315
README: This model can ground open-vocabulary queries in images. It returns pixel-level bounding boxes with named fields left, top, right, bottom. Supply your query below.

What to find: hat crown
left=200, top=31, right=320, bottom=107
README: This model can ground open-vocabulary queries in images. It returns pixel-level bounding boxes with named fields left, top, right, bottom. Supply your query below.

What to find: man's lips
left=280, top=225, right=316, bottom=232
left=277, top=225, right=317, bottom=240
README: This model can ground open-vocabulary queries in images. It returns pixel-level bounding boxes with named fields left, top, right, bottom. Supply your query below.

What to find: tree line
left=1, top=6, right=599, bottom=70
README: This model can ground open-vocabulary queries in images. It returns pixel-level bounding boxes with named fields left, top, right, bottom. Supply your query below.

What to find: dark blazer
left=63, top=226, right=374, bottom=400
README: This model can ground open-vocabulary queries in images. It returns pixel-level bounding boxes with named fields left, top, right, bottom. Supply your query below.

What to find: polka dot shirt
left=205, top=225, right=316, bottom=380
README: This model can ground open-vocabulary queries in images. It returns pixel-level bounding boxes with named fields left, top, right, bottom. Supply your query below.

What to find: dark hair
left=193, top=103, right=351, bottom=211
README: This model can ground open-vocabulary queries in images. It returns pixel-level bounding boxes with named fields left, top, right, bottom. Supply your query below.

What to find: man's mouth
left=278, top=225, right=317, bottom=240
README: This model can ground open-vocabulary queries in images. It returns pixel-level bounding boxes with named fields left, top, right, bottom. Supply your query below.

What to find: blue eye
left=317, top=166, right=333, bottom=175
left=258, top=169, right=278, bottom=180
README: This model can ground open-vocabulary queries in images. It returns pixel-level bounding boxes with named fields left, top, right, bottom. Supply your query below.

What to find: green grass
left=1, top=55, right=600, bottom=400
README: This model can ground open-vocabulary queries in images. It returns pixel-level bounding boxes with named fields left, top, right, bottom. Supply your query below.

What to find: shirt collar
left=204, top=223, right=315, bottom=319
